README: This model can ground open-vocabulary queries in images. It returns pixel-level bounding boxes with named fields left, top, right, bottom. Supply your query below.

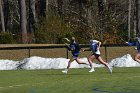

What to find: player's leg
left=134, top=53, right=140, bottom=63
left=96, top=56, right=113, bottom=73
left=88, top=54, right=96, bottom=72
left=96, top=56, right=108, bottom=66
left=88, top=54, right=96, bottom=67
left=75, top=57, right=89, bottom=65
left=73, top=53, right=88, bottom=65
left=62, top=57, right=75, bottom=74
left=67, top=58, right=75, bottom=69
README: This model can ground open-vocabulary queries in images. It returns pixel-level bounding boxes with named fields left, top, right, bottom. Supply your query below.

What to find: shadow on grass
left=92, top=87, right=109, bottom=92
left=92, top=87, right=132, bottom=93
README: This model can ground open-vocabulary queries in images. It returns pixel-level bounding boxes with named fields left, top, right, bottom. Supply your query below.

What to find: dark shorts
left=72, top=54, right=79, bottom=58
left=72, top=52, right=80, bottom=58
left=92, top=53, right=100, bottom=57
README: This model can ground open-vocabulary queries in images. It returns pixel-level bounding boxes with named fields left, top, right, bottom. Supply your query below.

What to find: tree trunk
left=57, top=0, right=63, bottom=15
left=98, top=0, right=103, bottom=39
left=28, top=0, right=36, bottom=43
left=0, top=0, right=5, bottom=32
left=3, top=0, right=9, bottom=32
left=19, top=0, right=27, bottom=43
left=46, top=0, right=49, bottom=13
left=39, top=0, right=46, bottom=17
left=134, top=5, right=136, bottom=38
left=136, top=0, right=140, bottom=34
left=98, top=0, right=106, bottom=41
left=128, top=0, right=131, bottom=41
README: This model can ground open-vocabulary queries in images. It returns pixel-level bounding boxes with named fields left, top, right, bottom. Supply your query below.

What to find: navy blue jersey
left=127, top=37, right=140, bottom=53
left=69, top=42, right=81, bottom=58
left=136, top=38, right=140, bottom=52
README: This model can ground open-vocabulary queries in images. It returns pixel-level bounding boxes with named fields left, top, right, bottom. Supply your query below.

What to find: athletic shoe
left=62, top=69, right=68, bottom=74
left=85, top=63, right=89, bottom=66
left=89, top=68, right=95, bottom=72
left=108, top=66, right=113, bottom=74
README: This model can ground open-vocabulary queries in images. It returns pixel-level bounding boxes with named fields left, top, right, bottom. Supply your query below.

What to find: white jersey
left=136, top=37, right=140, bottom=53
left=90, top=40, right=101, bottom=55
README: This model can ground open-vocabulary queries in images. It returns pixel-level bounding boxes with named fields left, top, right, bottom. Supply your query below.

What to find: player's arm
left=65, top=43, right=72, bottom=51
left=97, top=41, right=101, bottom=49
left=76, top=44, right=87, bottom=52
left=83, top=48, right=91, bottom=51
left=66, top=45, right=71, bottom=51
left=62, top=38, right=72, bottom=51
left=126, top=37, right=137, bottom=46
left=126, top=38, right=136, bottom=46
left=126, top=42, right=134, bottom=46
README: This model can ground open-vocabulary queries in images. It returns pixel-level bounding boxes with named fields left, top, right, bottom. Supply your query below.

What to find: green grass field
left=0, top=67, right=140, bottom=93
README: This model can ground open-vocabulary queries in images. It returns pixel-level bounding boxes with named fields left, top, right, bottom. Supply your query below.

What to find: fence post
left=104, top=45, right=108, bottom=62
left=28, top=48, right=31, bottom=57
left=66, top=49, right=69, bottom=59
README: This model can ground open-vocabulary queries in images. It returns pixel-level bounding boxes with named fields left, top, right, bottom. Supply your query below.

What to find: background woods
left=0, top=0, right=138, bottom=44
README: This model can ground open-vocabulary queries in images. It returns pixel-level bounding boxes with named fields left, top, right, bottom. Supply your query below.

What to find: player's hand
left=81, top=49, right=85, bottom=52
left=125, top=42, right=128, bottom=44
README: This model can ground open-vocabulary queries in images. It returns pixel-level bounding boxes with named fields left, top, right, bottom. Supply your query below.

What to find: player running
left=83, top=39, right=113, bottom=73
left=126, top=34, right=140, bottom=63
left=62, top=37, right=88, bottom=74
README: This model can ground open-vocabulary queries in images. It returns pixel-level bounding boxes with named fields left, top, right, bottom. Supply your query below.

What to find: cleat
left=62, top=69, right=68, bottom=74
left=108, top=66, right=113, bottom=74
left=89, top=68, right=95, bottom=72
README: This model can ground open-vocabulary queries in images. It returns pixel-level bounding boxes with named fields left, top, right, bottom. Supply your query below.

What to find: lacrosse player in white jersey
left=83, top=39, right=113, bottom=73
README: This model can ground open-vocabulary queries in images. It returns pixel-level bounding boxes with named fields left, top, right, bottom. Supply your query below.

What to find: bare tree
left=98, top=0, right=106, bottom=41
left=19, top=0, right=27, bottom=43
left=3, top=0, right=9, bottom=32
left=46, top=0, right=49, bottom=13
left=136, top=0, right=140, bottom=34
left=57, top=0, right=63, bottom=15
left=28, top=0, right=36, bottom=43
left=0, top=0, right=5, bottom=32
left=128, top=0, right=131, bottom=40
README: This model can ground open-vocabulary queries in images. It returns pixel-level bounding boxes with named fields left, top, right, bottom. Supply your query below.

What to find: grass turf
left=0, top=67, right=140, bottom=93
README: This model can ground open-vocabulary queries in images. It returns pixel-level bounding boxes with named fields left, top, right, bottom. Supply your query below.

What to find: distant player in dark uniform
left=83, top=39, right=113, bottom=73
left=62, top=37, right=88, bottom=74
left=126, top=34, right=140, bottom=63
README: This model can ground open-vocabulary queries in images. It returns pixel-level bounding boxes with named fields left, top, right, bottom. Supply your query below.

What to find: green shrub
left=0, top=32, right=15, bottom=44
left=35, top=12, right=73, bottom=44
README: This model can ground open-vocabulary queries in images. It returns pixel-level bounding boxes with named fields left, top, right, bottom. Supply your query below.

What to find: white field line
left=0, top=82, right=48, bottom=90
left=0, top=85, right=22, bottom=90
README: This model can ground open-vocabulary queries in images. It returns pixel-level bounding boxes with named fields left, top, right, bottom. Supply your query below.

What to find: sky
left=0, top=54, right=140, bottom=70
